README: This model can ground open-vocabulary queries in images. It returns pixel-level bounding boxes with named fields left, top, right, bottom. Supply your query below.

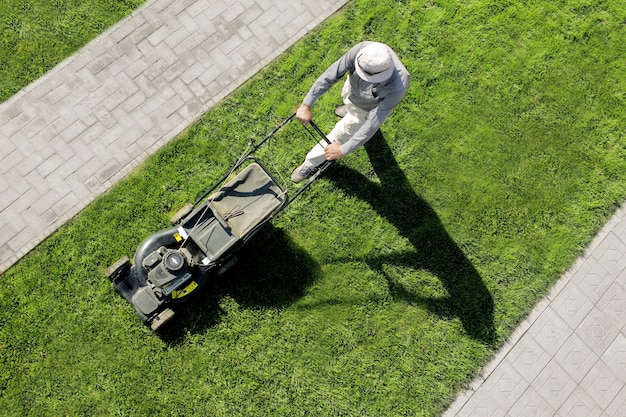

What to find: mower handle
left=193, top=113, right=332, bottom=205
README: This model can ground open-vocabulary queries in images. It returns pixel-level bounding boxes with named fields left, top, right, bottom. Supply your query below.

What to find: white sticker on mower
left=177, top=226, right=189, bottom=240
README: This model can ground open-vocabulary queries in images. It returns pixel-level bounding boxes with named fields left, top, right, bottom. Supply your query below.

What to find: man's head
left=355, top=42, right=395, bottom=83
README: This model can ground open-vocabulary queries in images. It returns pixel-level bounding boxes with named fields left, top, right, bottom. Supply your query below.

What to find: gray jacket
left=303, top=41, right=410, bottom=155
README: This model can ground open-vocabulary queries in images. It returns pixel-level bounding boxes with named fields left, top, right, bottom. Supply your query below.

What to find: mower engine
left=143, top=247, right=194, bottom=296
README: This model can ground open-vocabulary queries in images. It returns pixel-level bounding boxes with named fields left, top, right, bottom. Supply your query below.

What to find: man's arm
left=296, top=43, right=369, bottom=125
left=302, top=42, right=366, bottom=107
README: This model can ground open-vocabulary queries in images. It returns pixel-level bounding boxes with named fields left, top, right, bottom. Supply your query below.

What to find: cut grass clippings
left=1, top=0, right=626, bottom=416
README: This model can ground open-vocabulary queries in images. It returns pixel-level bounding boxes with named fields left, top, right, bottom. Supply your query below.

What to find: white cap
left=355, top=42, right=394, bottom=83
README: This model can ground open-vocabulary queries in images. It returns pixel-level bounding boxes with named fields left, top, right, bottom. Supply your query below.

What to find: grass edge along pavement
left=0, top=0, right=147, bottom=102
left=2, top=0, right=626, bottom=416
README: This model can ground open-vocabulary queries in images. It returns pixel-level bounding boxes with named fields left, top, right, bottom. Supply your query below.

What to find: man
left=291, top=41, right=410, bottom=183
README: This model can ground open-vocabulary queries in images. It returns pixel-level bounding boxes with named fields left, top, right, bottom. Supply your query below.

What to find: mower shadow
left=158, top=224, right=321, bottom=344
left=327, top=131, right=496, bottom=345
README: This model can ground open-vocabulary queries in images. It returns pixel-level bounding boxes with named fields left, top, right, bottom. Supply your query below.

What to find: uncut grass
left=1, top=0, right=626, bottom=415
left=0, top=0, right=145, bottom=102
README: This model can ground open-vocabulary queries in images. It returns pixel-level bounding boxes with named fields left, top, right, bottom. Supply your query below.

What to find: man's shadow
left=327, top=131, right=496, bottom=345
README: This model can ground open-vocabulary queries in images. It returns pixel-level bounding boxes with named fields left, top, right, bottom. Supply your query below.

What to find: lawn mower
left=106, top=114, right=332, bottom=330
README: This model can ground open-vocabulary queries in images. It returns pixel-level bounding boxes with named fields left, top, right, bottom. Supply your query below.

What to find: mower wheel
left=106, top=256, right=130, bottom=282
left=150, top=308, right=175, bottom=331
left=170, top=203, right=193, bottom=224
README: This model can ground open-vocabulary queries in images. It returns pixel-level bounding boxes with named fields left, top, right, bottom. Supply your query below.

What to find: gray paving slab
left=0, top=0, right=349, bottom=274
left=444, top=202, right=626, bottom=416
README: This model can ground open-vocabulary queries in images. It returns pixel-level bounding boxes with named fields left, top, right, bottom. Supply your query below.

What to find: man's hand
left=296, top=103, right=313, bottom=125
left=324, top=142, right=344, bottom=160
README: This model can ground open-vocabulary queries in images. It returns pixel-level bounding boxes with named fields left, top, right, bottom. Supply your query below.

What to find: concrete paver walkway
left=0, top=0, right=349, bottom=274
left=1, top=0, right=626, bottom=415
left=444, top=202, right=626, bottom=416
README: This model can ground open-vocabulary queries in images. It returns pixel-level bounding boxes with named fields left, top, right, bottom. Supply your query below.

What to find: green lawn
left=2, top=0, right=626, bottom=415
